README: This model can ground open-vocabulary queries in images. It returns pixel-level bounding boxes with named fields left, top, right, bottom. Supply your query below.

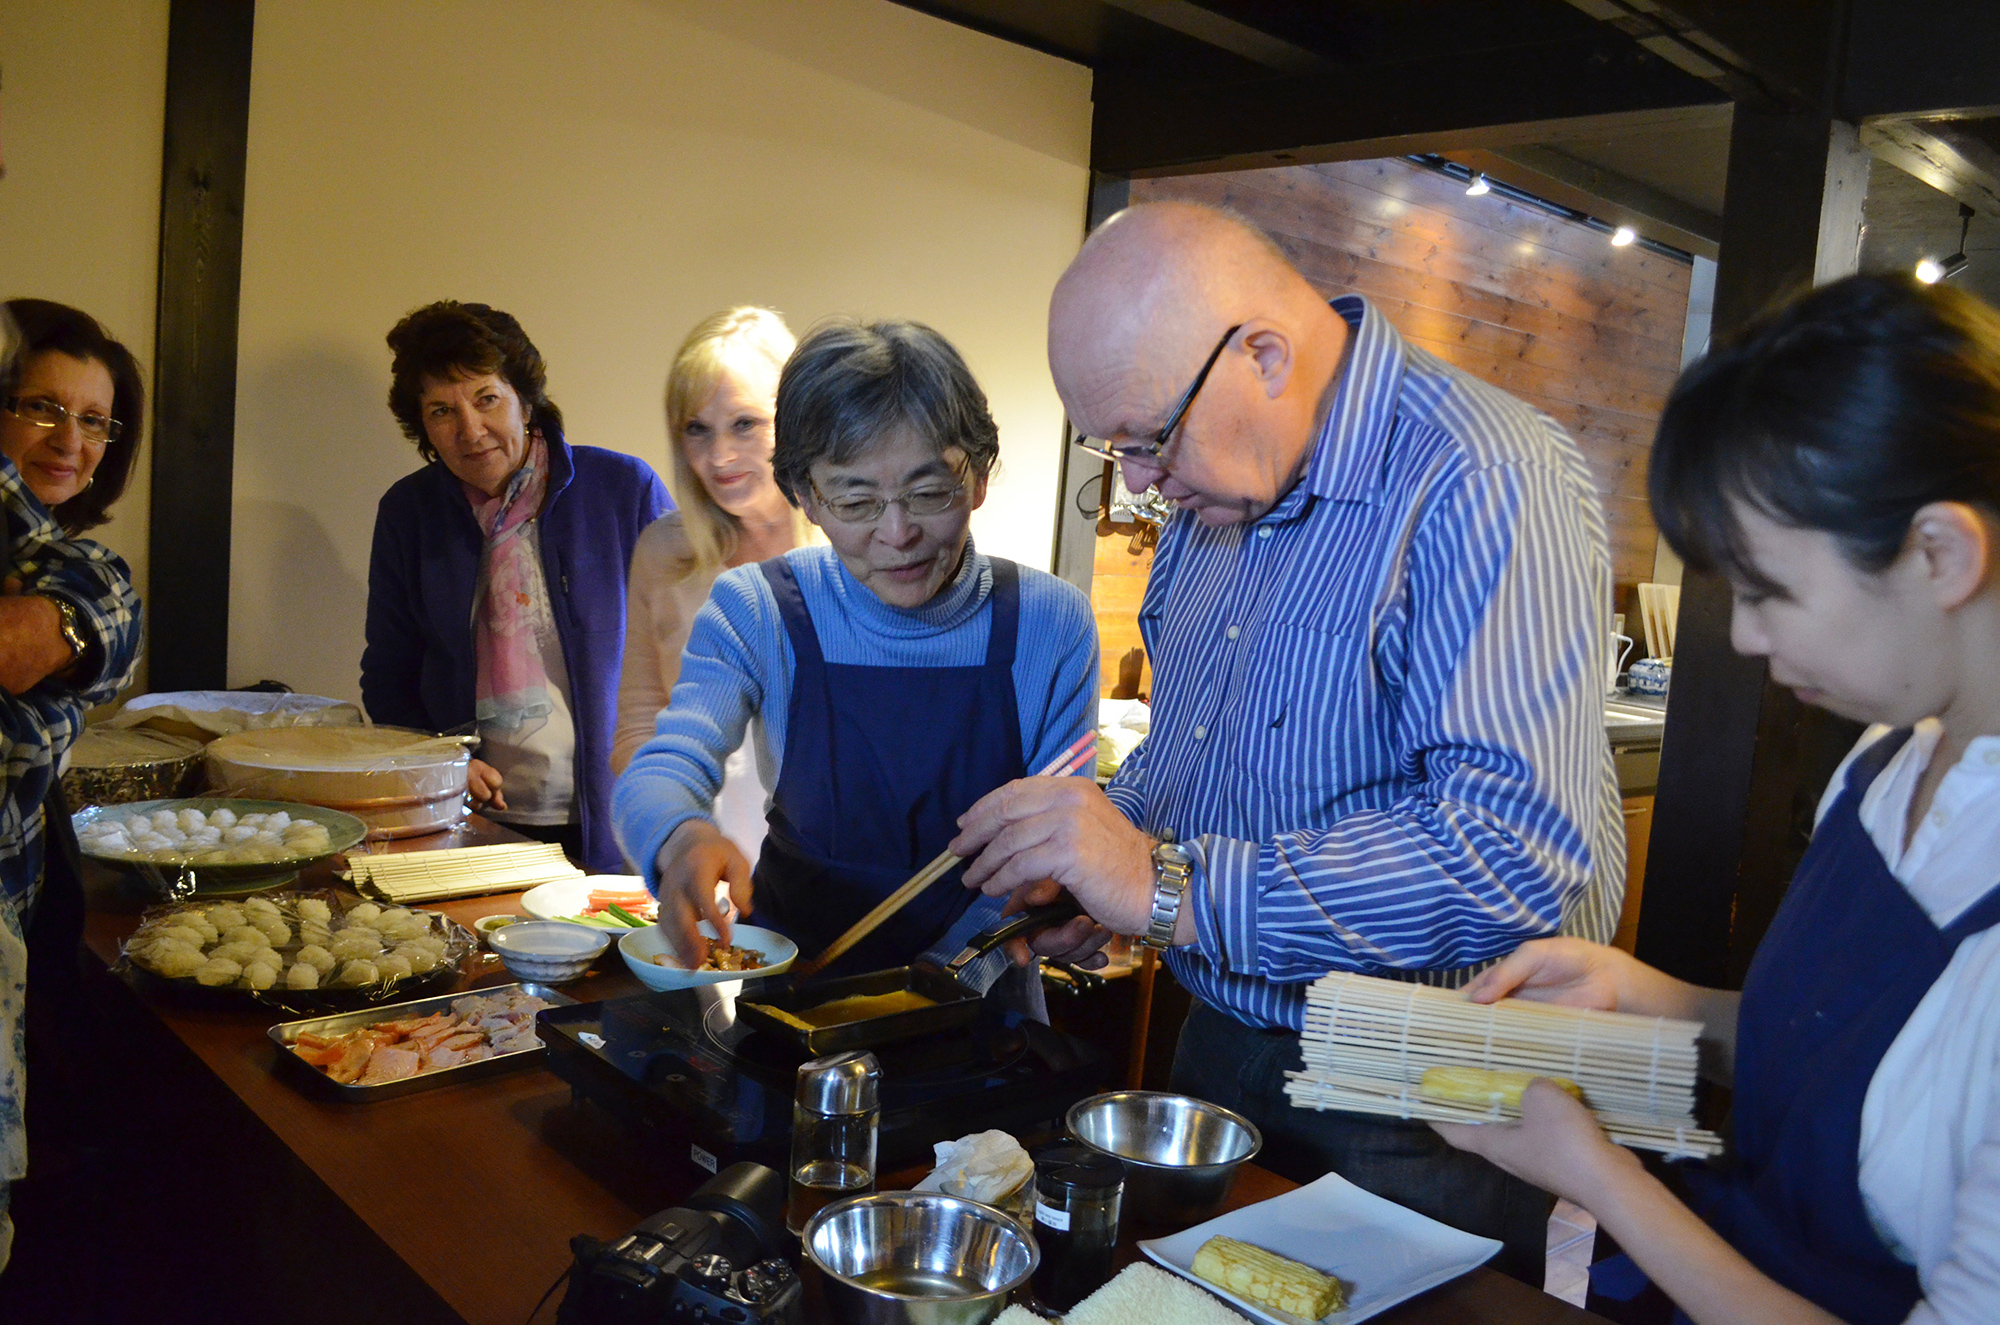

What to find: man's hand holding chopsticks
left=652, top=819, right=754, bottom=968
left=952, top=776, right=1157, bottom=966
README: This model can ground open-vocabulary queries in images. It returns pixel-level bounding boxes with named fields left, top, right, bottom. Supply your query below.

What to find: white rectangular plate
left=1139, top=1172, right=1501, bottom=1324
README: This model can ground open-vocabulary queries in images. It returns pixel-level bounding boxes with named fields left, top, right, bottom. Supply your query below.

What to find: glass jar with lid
left=787, top=1049, right=879, bottom=1235
left=1030, top=1142, right=1124, bottom=1311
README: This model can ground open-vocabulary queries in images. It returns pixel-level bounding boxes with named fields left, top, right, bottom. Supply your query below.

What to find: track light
left=1916, top=253, right=1969, bottom=283
left=1465, top=173, right=1491, bottom=197
left=1918, top=204, right=1976, bottom=283
left=1610, top=226, right=1637, bottom=247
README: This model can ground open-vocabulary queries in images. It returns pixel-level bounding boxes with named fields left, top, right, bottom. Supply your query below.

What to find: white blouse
left=1814, top=720, right=2000, bottom=1325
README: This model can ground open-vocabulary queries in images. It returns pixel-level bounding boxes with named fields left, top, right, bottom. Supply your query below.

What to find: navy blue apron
left=1670, top=728, right=2000, bottom=1324
left=748, top=556, right=1025, bottom=978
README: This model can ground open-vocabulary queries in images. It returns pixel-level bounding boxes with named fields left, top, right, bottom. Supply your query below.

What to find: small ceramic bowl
left=473, top=913, right=522, bottom=940
left=485, top=919, right=610, bottom=985
left=617, top=922, right=797, bottom=992
left=1628, top=657, right=1672, bottom=697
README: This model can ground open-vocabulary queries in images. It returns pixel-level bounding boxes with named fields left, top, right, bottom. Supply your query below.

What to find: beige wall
left=0, top=0, right=167, bottom=685
left=230, top=0, right=1093, bottom=703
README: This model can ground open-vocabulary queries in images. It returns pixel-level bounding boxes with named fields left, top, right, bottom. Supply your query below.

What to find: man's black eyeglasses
left=1072, top=324, right=1242, bottom=465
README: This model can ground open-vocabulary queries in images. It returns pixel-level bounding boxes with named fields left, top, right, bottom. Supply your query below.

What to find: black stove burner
left=540, top=985, right=1111, bottom=1182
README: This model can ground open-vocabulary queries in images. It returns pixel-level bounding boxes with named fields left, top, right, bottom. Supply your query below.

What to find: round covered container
left=62, top=726, right=207, bottom=807
left=204, top=726, right=469, bottom=840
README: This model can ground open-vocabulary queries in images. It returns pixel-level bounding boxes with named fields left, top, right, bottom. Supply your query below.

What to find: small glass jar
left=1030, top=1143, right=1124, bottom=1311
left=787, top=1050, right=879, bottom=1235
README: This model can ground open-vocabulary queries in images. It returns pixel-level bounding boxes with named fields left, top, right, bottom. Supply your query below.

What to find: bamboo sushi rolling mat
left=1286, top=971, right=1724, bottom=1158
left=345, top=842, right=585, bottom=903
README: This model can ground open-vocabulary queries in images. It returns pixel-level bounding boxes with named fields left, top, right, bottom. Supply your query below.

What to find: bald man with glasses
left=956, top=202, right=1624, bottom=1281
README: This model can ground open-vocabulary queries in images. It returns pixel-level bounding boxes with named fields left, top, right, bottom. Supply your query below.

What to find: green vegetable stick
left=606, top=903, right=650, bottom=928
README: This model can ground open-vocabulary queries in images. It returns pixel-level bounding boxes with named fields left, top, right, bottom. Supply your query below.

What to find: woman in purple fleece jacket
left=361, top=301, right=670, bottom=872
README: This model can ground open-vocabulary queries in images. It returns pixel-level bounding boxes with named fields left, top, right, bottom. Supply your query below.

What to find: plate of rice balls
left=119, top=892, right=474, bottom=1008
left=75, top=798, right=367, bottom=895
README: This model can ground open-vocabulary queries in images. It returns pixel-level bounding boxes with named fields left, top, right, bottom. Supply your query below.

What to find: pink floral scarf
left=465, top=433, right=554, bottom=737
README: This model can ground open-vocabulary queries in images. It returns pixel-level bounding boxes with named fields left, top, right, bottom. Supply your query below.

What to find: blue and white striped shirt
left=1107, top=296, right=1623, bottom=1032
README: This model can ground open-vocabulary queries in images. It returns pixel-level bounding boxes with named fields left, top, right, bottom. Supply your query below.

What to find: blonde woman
left=613, top=309, right=806, bottom=856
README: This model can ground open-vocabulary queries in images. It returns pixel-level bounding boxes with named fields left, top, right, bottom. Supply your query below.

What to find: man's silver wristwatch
left=1141, top=837, right=1194, bottom=950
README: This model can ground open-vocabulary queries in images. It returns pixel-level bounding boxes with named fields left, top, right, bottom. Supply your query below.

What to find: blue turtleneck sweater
left=611, top=542, right=1099, bottom=888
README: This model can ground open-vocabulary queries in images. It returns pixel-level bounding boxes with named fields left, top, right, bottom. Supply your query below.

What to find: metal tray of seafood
left=268, top=981, right=576, bottom=1101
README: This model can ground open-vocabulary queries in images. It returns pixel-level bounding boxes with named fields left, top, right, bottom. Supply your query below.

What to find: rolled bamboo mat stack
left=345, top=842, right=584, bottom=903
left=1286, top=971, right=1723, bottom=1158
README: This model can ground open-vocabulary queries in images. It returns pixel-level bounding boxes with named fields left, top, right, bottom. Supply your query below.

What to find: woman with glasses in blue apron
left=1436, top=275, right=2000, bottom=1325
left=614, top=318, right=1101, bottom=983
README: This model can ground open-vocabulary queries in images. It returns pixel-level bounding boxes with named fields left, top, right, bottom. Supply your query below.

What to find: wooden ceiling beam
left=1095, top=1, right=1325, bottom=74
left=1451, top=144, right=1723, bottom=257
left=1091, top=48, right=1724, bottom=177
left=1861, top=120, right=2000, bottom=221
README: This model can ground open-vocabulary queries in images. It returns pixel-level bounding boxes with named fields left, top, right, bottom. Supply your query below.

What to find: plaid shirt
left=0, top=455, right=141, bottom=1203
left=0, top=456, right=143, bottom=918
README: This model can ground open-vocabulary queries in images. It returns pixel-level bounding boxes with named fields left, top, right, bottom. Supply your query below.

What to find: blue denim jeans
left=1170, top=999, right=1553, bottom=1285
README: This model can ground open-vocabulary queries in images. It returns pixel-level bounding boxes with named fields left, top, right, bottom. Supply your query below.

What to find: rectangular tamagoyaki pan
left=736, top=898, right=1085, bottom=1054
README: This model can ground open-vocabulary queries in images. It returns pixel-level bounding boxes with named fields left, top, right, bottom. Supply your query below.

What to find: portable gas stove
left=539, top=987, right=1112, bottom=1181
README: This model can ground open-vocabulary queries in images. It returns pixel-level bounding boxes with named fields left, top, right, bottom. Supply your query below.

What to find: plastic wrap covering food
left=105, top=690, right=363, bottom=743
left=205, top=726, right=470, bottom=840
left=60, top=726, right=206, bottom=807
left=117, top=890, right=474, bottom=1008
left=75, top=797, right=368, bottom=904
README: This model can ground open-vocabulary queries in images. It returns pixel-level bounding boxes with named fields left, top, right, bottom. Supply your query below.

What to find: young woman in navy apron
left=615, top=318, right=1102, bottom=985
left=1434, top=275, right=2000, bottom=1325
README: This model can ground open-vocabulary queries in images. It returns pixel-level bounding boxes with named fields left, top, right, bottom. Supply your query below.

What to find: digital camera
left=557, top=1162, right=803, bottom=1324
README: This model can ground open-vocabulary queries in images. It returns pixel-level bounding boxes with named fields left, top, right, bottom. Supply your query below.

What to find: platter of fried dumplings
left=119, top=891, right=474, bottom=1009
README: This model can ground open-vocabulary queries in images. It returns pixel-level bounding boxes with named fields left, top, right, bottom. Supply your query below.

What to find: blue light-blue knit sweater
left=611, top=542, right=1099, bottom=889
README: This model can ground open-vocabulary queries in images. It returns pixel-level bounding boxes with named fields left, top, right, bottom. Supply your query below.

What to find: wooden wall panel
left=1092, top=157, right=1691, bottom=696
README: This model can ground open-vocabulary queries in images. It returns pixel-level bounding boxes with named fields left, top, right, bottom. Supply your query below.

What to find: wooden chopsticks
left=789, top=730, right=1101, bottom=980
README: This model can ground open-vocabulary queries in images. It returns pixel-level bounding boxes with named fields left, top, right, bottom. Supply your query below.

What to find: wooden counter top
left=58, top=817, right=1606, bottom=1325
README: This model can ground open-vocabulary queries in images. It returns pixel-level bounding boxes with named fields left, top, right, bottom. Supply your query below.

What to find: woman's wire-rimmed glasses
left=807, top=471, right=968, bottom=525
left=1071, top=323, right=1242, bottom=465
left=3, top=395, right=122, bottom=444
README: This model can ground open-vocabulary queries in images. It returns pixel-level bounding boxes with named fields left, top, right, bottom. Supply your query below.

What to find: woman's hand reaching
left=467, top=757, right=508, bottom=812
left=652, top=820, right=752, bottom=968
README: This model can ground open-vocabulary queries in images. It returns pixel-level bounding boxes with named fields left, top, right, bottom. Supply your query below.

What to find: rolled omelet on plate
left=1191, top=1236, right=1347, bottom=1319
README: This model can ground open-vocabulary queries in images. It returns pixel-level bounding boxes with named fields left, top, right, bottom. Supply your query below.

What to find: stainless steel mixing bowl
left=805, top=1191, right=1039, bottom=1325
left=1066, top=1090, right=1263, bottom=1226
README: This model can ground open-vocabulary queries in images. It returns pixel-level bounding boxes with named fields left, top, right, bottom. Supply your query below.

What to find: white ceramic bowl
left=486, top=919, right=610, bottom=985
left=617, top=921, right=797, bottom=992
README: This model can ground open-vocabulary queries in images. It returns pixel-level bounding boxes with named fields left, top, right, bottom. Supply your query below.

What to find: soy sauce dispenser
left=1030, top=1143, right=1124, bottom=1311
left=786, top=1050, right=880, bottom=1235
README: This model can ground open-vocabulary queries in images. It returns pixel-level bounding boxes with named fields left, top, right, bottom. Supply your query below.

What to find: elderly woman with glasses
left=0, top=298, right=145, bottom=1273
left=362, top=301, right=671, bottom=872
left=613, top=318, right=1099, bottom=977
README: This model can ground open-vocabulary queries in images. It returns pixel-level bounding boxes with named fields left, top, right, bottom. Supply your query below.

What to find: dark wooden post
left=1635, top=106, right=1867, bottom=987
left=1049, top=172, right=1131, bottom=596
left=150, top=0, right=255, bottom=690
